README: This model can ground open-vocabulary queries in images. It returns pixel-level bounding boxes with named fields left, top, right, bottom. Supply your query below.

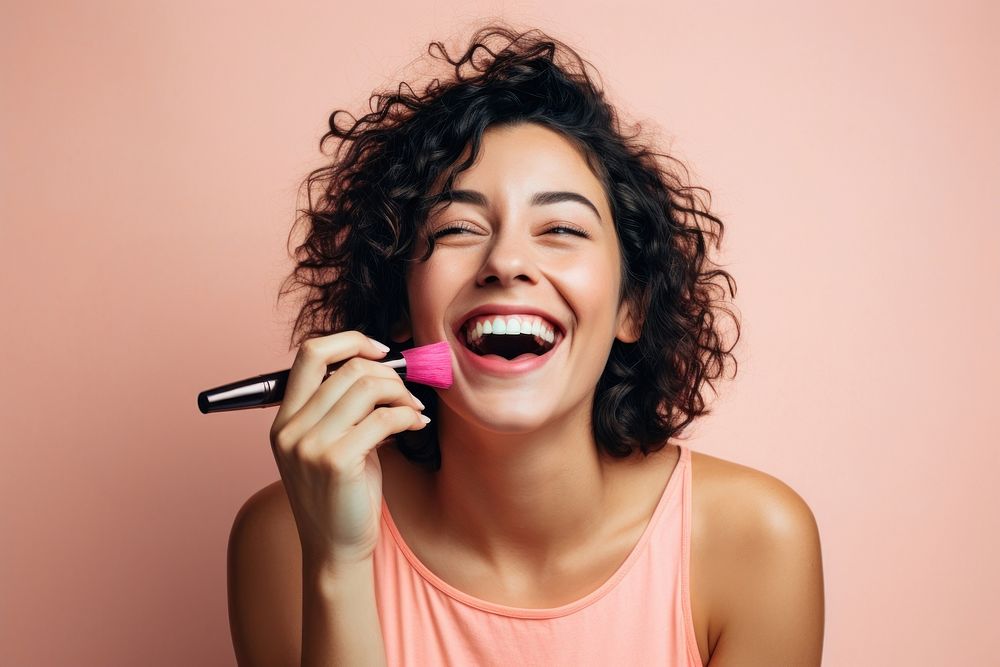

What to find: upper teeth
left=462, top=315, right=557, bottom=347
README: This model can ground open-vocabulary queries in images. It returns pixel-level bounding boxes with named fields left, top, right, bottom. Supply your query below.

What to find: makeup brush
left=197, top=340, right=453, bottom=414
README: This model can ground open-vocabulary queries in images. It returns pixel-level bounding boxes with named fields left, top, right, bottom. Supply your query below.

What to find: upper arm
left=227, top=480, right=303, bottom=667
left=706, top=474, right=825, bottom=666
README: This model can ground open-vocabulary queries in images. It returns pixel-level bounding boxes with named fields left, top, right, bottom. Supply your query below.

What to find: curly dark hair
left=276, top=22, right=741, bottom=471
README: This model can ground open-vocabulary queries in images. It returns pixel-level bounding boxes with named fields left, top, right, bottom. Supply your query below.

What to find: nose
left=475, top=226, right=540, bottom=287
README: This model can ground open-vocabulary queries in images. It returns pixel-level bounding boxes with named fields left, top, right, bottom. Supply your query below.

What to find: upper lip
left=452, top=303, right=567, bottom=338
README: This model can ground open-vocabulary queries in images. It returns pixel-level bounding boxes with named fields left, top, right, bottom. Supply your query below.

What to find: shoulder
left=229, top=480, right=300, bottom=572
left=690, top=449, right=821, bottom=544
left=689, top=449, right=825, bottom=666
left=227, top=481, right=302, bottom=667
left=231, top=480, right=295, bottom=535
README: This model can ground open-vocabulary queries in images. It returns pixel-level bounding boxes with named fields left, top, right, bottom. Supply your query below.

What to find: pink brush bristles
left=399, top=340, right=453, bottom=388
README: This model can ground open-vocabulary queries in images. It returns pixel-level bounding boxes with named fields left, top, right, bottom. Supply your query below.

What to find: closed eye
left=431, top=222, right=591, bottom=239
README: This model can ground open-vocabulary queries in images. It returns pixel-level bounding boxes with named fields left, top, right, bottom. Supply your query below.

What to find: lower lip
left=455, top=330, right=564, bottom=376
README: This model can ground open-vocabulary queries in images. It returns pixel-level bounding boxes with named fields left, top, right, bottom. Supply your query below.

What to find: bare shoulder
left=689, top=449, right=825, bottom=666
left=229, top=480, right=300, bottom=573
left=690, top=449, right=820, bottom=535
left=227, top=480, right=302, bottom=667
left=232, top=480, right=296, bottom=532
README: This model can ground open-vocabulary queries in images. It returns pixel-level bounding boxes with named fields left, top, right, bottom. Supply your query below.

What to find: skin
left=227, top=122, right=825, bottom=665
left=387, top=121, right=646, bottom=589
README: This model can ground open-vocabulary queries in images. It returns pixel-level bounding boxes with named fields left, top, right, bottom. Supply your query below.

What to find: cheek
left=408, top=256, right=468, bottom=297
left=420, top=243, right=503, bottom=295
left=560, top=256, right=620, bottom=316
left=405, top=259, right=466, bottom=330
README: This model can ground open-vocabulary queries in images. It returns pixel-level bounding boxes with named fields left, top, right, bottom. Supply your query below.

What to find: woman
left=228, top=24, right=824, bottom=666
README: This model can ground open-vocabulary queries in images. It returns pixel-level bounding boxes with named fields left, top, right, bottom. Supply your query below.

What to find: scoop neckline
left=380, top=443, right=688, bottom=619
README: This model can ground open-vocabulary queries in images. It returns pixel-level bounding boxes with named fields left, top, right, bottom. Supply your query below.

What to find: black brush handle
left=197, top=363, right=405, bottom=414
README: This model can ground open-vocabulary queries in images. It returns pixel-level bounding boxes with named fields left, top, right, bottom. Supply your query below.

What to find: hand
left=268, top=331, right=429, bottom=568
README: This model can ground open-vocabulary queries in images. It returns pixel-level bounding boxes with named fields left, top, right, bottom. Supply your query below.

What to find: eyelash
left=431, top=222, right=592, bottom=239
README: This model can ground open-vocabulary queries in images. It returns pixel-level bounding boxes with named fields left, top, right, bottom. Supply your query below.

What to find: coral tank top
left=371, top=443, right=704, bottom=667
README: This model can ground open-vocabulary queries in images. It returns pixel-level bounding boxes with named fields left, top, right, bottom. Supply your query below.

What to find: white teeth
left=461, top=315, right=558, bottom=351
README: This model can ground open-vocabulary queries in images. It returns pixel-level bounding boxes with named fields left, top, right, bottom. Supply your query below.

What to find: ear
left=614, top=297, right=642, bottom=344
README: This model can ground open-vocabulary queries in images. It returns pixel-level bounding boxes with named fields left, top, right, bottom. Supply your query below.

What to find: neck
left=426, top=399, right=618, bottom=578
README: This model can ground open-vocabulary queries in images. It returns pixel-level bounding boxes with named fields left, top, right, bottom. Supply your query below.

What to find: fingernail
left=418, top=414, right=431, bottom=424
left=410, top=393, right=425, bottom=410
left=368, top=337, right=391, bottom=352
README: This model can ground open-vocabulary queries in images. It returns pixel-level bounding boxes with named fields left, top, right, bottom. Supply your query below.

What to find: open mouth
left=457, top=320, right=564, bottom=361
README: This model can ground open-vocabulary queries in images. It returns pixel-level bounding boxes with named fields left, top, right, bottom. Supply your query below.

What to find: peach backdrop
left=2, top=1, right=997, bottom=665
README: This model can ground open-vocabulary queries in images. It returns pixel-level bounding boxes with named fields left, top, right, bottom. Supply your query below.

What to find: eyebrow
left=440, top=189, right=603, bottom=223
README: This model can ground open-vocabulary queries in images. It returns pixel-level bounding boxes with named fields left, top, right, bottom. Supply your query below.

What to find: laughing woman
left=227, top=24, right=824, bottom=667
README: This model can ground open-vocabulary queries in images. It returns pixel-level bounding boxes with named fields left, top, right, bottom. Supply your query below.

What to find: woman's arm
left=300, top=557, right=388, bottom=666
left=705, top=476, right=825, bottom=666
left=228, top=482, right=303, bottom=666
left=227, top=481, right=389, bottom=666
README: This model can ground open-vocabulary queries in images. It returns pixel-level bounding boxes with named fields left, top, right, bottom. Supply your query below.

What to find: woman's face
left=395, top=122, right=639, bottom=433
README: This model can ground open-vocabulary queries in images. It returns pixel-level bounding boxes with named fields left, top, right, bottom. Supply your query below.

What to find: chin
left=447, top=396, right=558, bottom=434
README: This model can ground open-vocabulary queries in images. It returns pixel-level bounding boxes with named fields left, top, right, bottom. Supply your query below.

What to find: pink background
left=3, top=2, right=997, bottom=665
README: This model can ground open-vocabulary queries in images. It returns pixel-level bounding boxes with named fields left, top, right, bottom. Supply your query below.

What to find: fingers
left=295, top=375, right=426, bottom=460
left=337, top=406, right=430, bottom=466
left=272, top=331, right=390, bottom=437
left=282, top=357, right=391, bottom=438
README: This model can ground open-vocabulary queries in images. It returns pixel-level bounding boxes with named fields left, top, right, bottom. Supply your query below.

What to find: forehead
left=428, top=123, right=608, bottom=211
